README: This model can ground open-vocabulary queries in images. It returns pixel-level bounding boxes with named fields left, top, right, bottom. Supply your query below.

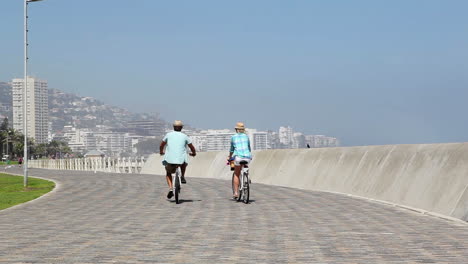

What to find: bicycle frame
left=172, top=168, right=181, bottom=190
left=172, top=166, right=182, bottom=204
left=239, top=166, right=249, bottom=191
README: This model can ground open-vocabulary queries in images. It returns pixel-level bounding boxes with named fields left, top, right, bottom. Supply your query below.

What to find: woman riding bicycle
left=228, top=122, right=252, bottom=199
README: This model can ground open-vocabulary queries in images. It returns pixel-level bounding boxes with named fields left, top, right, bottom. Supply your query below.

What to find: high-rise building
left=279, top=126, right=293, bottom=148
left=267, top=130, right=279, bottom=149
left=292, top=132, right=306, bottom=148
left=250, top=131, right=270, bottom=150
left=12, top=77, right=49, bottom=144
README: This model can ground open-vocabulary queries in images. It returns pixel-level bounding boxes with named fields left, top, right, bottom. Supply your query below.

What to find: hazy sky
left=1, top=0, right=467, bottom=146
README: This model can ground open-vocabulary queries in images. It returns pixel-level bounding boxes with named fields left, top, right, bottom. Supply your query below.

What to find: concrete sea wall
left=141, top=143, right=468, bottom=222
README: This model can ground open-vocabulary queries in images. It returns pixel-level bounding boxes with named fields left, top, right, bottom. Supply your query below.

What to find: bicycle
left=162, top=161, right=183, bottom=204
left=172, top=166, right=182, bottom=204
left=160, top=147, right=196, bottom=205
left=231, top=160, right=250, bottom=204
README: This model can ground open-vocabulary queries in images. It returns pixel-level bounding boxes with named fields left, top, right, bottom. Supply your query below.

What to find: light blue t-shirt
left=163, top=131, right=192, bottom=165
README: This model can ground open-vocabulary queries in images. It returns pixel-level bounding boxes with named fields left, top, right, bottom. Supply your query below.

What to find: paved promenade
left=0, top=168, right=467, bottom=263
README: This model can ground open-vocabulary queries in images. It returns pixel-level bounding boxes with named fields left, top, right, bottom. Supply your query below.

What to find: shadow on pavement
left=169, top=199, right=202, bottom=204
left=229, top=198, right=256, bottom=204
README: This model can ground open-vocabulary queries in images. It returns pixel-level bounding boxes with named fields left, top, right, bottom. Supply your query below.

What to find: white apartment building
left=93, top=131, right=132, bottom=156
left=252, top=132, right=268, bottom=150
left=304, top=135, right=339, bottom=148
left=292, top=132, right=306, bottom=149
left=182, top=126, right=340, bottom=151
left=61, top=126, right=137, bottom=155
left=248, top=129, right=270, bottom=150
left=204, top=131, right=234, bottom=152
left=190, top=135, right=207, bottom=152
left=185, top=129, right=235, bottom=152
left=12, top=77, right=49, bottom=144
left=62, top=127, right=97, bottom=153
left=129, top=135, right=143, bottom=154
left=266, top=130, right=279, bottom=149
left=188, top=128, right=270, bottom=152
left=186, top=128, right=275, bottom=152
left=279, top=126, right=293, bottom=147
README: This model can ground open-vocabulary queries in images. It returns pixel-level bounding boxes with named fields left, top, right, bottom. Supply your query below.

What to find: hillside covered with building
left=0, top=78, right=339, bottom=158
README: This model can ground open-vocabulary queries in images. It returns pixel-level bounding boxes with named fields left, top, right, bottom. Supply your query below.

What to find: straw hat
left=235, top=122, right=245, bottom=130
left=173, top=120, right=184, bottom=127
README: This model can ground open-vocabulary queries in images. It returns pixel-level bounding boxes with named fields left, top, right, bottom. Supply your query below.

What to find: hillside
left=0, top=82, right=167, bottom=133
left=48, top=88, right=165, bottom=131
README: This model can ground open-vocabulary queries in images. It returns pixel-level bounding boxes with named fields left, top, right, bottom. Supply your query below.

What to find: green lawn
left=0, top=161, right=19, bottom=165
left=0, top=173, right=55, bottom=210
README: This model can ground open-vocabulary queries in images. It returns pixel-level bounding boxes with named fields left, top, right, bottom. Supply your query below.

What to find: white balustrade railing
left=28, top=157, right=146, bottom=174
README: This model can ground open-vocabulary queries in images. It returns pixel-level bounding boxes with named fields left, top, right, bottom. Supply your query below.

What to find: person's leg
left=233, top=165, right=241, bottom=197
left=180, top=163, right=187, bottom=184
left=165, top=165, right=174, bottom=198
left=166, top=171, right=172, bottom=189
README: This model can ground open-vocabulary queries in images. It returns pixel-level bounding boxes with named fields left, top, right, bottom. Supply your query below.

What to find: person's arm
left=160, top=141, right=166, bottom=155
left=229, top=137, right=234, bottom=160
left=188, top=143, right=197, bottom=156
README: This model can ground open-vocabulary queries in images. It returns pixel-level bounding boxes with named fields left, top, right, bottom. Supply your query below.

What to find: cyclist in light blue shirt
left=228, top=122, right=252, bottom=199
left=160, top=120, right=196, bottom=199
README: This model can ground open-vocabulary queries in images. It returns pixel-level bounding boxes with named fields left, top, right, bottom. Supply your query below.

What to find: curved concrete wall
left=141, top=143, right=468, bottom=222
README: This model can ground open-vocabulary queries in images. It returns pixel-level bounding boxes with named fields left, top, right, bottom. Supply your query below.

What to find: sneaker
left=181, top=176, right=187, bottom=184
left=167, top=190, right=174, bottom=199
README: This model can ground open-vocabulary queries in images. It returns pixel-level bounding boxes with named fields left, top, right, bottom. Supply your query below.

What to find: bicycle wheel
left=242, top=173, right=250, bottom=204
left=175, top=169, right=181, bottom=204
left=232, top=172, right=241, bottom=202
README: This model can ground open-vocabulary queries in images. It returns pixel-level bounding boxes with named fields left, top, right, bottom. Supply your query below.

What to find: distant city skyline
left=57, top=123, right=338, bottom=156
left=1, top=1, right=468, bottom=146
left=2, top=79, right=337, bottom=156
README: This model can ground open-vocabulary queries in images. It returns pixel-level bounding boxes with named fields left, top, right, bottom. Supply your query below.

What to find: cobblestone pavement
left=0, top=168, right=467, bottom=263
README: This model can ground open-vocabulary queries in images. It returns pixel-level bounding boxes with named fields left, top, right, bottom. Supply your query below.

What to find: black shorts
left=165, top=163, right=187, bottom=174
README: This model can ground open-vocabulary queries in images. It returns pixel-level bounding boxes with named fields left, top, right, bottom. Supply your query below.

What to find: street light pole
left=24, top=0, right=43, bottom=187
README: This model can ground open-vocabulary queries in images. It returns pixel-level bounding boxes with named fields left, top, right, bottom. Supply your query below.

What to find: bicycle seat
left=239, top=161, right=248, bottom=165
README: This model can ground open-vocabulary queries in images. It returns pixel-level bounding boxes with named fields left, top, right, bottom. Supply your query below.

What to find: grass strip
left=0, top=173, right=55, bottom=210
left=0, top=161, right=19, bottom=165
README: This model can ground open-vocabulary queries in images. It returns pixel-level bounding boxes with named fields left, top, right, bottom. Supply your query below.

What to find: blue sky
left=1, top=0, right=468, bottom=146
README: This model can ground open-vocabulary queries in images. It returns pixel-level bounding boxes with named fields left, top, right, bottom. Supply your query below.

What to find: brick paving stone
left=0, top=168, right=467, bottom=263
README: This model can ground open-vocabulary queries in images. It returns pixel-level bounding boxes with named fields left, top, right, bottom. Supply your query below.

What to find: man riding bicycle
left=160, top=120, right=196, bottom=199
left=228, top=122, right=252, bottom=199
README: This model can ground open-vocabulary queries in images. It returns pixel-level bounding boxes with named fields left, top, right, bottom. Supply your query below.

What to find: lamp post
left=24, top=0, right=43, bottom=186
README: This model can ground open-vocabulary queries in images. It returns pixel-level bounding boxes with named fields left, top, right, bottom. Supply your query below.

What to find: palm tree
left=0, top=117, right=10, bottom=157
left=43, top=140, right=72, bottom=158
left=31, top=143, right=48, bottom=159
